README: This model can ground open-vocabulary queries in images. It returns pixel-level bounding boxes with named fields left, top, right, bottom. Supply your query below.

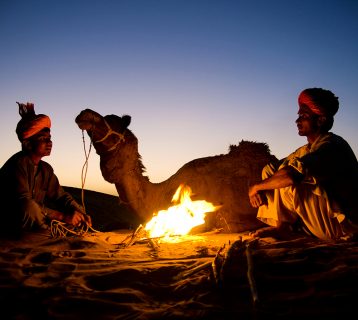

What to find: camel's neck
left=114, top=167, right=170, bottom=222
left=97, top=130, right=177, bottom=223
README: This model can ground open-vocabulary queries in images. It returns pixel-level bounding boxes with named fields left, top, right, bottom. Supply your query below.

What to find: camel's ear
left=122, top=115, right=131, bottom=128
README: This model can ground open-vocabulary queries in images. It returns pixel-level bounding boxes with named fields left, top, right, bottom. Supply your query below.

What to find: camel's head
left=75, top=109, right=132, bottom=155
left=76, top=109, right=100, bottom=131
left=76, top=109, right=144, bottom=184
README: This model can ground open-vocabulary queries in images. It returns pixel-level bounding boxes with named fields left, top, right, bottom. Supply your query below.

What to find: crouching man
left=249, top=88, right=358, bottom=241
left=0, top=102, right=91, bottom=238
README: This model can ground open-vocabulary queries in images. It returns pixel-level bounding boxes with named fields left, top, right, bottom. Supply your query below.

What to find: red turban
left=15, top=102, right=51, bottom=142
left=298, top=88, right=339, bottom=117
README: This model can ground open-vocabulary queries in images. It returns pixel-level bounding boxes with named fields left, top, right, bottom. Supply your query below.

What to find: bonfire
left=144, top=184, right=220, bottom=242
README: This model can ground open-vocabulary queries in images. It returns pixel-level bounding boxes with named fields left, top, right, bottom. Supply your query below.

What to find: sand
left=0, top=228, right=357, bottom=319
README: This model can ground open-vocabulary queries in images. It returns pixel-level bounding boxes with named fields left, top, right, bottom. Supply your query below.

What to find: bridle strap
left=93, top=119, right=125, bottom=151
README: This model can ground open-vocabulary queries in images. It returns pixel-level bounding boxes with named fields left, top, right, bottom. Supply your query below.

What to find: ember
left=144, top=184, right=220, bottom=242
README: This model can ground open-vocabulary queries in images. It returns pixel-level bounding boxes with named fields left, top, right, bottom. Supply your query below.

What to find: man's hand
left=248, top=185, right=265, bottom=208
left=64, top=211, right=92, bottom=227
left=83, top=213, right=92, bottom=227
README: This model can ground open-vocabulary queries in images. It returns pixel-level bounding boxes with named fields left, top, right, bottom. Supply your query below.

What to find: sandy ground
left=0, top=228, right=357, bottom=319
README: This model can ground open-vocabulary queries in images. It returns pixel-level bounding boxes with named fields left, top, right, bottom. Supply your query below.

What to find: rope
left=49, top=130, right=101, bottom=239
left=92, top=119, right=126, bottom=152
left=50, top=220, right=99, bottom=238
left=49, top=125, right=125, bottom=239
left=93, top=119, right=125, bottom=145
left=81, top=130, right=92, bottom=213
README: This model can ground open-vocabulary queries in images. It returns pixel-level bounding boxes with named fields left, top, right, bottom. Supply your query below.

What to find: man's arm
left=45, top=168, right=92, bottom=226
left=248, top=166, right=301, bottom=208
left=44, top=207, right=92, bottom=227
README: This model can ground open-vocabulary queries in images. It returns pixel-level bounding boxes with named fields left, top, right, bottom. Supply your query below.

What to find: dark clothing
left=295, top=133, right=358, bottom=224
left=0, top=151, right=83, bottom=237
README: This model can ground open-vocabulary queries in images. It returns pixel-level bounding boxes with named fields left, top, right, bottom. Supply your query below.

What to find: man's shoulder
left=323, top=132, right=353, bottom=148
left=314, top=133, right=357, bottom=159
left=289, top=144, right=309, bottom=158
left=1, top=151, right=28, bottom=168
left=39, top=159, right=54, bottom=172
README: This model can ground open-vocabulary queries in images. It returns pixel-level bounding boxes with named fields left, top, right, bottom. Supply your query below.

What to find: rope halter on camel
left=93, top=119, right=126, bottom=152
left=49, top=117, right=127, bottom=239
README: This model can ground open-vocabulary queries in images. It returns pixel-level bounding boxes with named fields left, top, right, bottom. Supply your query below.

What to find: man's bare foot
left=340, top=219, right=358, bottom=241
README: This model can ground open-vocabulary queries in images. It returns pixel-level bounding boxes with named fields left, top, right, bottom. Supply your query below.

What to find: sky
left=1, top=0, right=357, bottom=196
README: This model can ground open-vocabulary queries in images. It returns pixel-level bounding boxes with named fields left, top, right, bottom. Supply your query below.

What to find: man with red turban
left=248, top=88, right=358, bottom=241
left=0, top=102, right=91, bottom=238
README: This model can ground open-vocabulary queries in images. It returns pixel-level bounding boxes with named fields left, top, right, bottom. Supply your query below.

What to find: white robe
left=257, top=133, right=357, bottom=240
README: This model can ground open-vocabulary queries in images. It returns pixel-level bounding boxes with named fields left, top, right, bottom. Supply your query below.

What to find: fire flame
left=144, top=184, right=219, bottom=241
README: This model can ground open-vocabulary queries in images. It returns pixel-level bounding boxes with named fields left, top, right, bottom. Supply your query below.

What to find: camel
left=75, top=109, right=277, bottom=233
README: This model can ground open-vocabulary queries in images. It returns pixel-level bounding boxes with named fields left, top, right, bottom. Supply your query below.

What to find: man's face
left=30, top=130, right=52, bottom=157
left=295, top=105, right=320, bottom=137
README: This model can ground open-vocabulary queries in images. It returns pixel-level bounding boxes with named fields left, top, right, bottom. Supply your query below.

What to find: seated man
left=0, top=102, right=91, bottom=238
left=249, top=88, right=358, bottom=241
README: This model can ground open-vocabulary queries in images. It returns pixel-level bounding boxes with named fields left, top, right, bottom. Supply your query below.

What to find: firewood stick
left=174, top=260, right=213, bottom=281
left=246, top=241, right=259, bottom=305
left=148, top=238, right=160, bottom=250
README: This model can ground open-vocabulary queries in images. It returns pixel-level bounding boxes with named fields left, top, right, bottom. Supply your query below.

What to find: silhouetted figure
left=0, top=102, right=91, bottom=238
left=249, top=88, right=358, bottom=241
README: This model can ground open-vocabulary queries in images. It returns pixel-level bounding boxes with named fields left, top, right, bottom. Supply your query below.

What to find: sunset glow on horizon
left=1, top=0, right=357, bottom=196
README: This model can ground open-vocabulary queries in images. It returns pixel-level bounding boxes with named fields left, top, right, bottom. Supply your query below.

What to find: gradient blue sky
left=1, top=0, right=357, bottom=195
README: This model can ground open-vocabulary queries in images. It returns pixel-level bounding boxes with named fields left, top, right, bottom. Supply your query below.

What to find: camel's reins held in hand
left=49, top=130, right=99, bottom=238
left=50, top=219, right=98, bottom=238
